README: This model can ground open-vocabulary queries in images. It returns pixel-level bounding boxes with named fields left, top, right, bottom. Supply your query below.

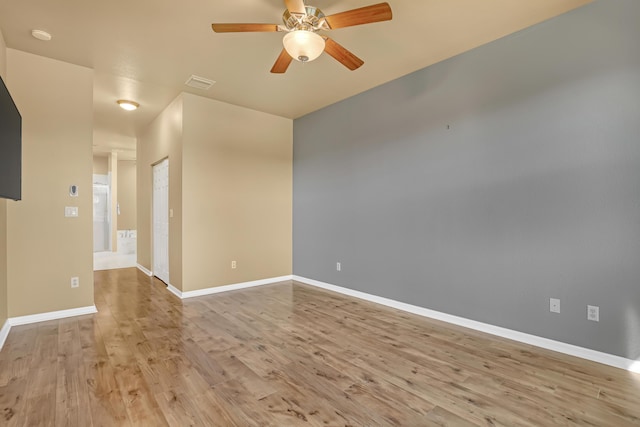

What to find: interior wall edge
left=0, top=320, right=10, bottom=352
left=136, top=264, right=152, bottom=276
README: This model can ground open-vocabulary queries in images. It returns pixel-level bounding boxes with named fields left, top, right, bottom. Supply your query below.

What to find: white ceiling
left=0, top=0, right=591, bottom=160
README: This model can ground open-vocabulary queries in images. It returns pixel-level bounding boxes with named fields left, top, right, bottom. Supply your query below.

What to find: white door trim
left=152, top=159, right=170, bottom=285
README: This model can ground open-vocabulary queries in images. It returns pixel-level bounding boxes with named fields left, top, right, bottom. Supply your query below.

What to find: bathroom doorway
left=93, top=177, right=111, bottom=252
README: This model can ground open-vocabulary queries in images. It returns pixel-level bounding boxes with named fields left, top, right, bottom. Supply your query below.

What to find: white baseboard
left=167, top=284, right=182, bottom=299
left=137, top=264, right=152, bottom=276
left=0, top=320, right=10, bottom=351
left=292, top=275, right=640, bottom=374
left=170, top=275, right=293, bottom=299
left=7, top=305, right=98, bottom=327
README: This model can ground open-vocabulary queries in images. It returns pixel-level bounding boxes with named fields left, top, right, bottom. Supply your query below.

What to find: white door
left=153, top=159, right=170, bottom=285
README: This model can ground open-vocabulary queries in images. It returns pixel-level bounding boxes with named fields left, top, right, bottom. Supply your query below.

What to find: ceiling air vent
left=185, top=75, right=216, bottom=90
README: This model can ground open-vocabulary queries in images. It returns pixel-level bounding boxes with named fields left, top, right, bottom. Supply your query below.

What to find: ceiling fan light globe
left=283, top=30, right=325, bottom=63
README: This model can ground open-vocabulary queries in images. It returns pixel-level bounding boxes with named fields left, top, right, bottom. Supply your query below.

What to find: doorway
left=153, top=158, right=170, bottom=285
left=93, top=177, right=111, bottom=252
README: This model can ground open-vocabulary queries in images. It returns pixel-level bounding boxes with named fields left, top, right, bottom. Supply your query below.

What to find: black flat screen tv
left=0, top=75, right=21, bottom=201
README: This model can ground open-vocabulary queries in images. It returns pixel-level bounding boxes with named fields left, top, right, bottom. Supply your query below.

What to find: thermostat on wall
left=69, top=185, right=78, bottom=197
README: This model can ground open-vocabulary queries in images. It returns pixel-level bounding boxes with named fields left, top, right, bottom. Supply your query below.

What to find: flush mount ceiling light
left=283, top=30, right=325, bottom=62
left=117, top=100, right=139, bottom=111
left=31, top=29, right=52, bottom=41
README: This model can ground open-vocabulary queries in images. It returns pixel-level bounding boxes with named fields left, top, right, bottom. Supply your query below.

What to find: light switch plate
left=65, top=206, right=79, bottom=217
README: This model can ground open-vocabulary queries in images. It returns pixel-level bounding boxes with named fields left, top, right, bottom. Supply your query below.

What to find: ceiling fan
left=211, top=0, right=393, bottom=73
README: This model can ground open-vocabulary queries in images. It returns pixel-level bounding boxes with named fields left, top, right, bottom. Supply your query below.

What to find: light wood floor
left=1, top=269, right=639, bottom=426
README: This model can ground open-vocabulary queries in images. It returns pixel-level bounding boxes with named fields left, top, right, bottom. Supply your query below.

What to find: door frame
left=152, top=158, right=170, bottom=285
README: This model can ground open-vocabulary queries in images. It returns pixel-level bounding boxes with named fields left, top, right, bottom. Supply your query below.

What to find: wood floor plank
left=344, top=381, right=438, bottom=426
left=0, top=325, right=38, bottom=388
left=210, top=379, right=282, bottom=426
left=0, top=379, right=28, bottom=426
left=78, top=317, right=130, bottom=426
left=194, top=388, right=258, bottom=426
left=262, top=367, right=384, bottom=426
left=55, top=319, right=92, bottom=427
left=345, top=348, right=535, bottom=426
left=24, top=323, right=59, bottom=401
left=24, top=392, right=56, bottom=427
left=1, top=268, right=639, bottom=425
left=154, top=390, right=211, bottom=427
left=210, top=351, right=277, bottom=400
left=425, top=405, right=481, bottom=427
left=95, top=305, right=168, bottom=426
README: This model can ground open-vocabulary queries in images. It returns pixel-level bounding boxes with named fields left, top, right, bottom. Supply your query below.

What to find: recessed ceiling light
left=117, top=100, right=139, bottom=111
left=31, top=29, right=52, bottom=41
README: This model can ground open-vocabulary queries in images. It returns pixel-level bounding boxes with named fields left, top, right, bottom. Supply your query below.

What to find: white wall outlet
left=550, top=298, right=560, bottom=314
left=71, top=277, right=79, bottom=288
left=587, top=305, right=600, bottom=322
left=231, top=260, right=237, bottom=269
left=336, top=262, right=341, bottom=272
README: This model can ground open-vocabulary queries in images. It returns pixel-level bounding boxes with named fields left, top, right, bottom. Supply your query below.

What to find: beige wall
left=137, top=93, right=292, bottom=293
left=0, top=29, right=5, bottom=77
left=117, top=160, right=137, bottom=230
left=0, top=30, right=8, bottom=325
left=137, top=95, right=183, bottom=288
left=181, top=93, right=292, bottom=291
left=6, top=49, right=94, bottom=317
left=93, top=155, right=108, bottom=175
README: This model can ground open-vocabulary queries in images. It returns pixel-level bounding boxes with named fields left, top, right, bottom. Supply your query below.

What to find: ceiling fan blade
left=211, top=23, right=280, bottom=33
left=271, top=49, right=293, bottom=73
left=324, top=2, right=392, bottom=29
left=323, top=37, right=364, bottom=71
left=285, top=0, right=306, bottom=15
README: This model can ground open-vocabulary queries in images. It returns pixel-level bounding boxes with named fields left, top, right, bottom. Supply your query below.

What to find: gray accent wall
left=293, top=0, right=640, bottom=359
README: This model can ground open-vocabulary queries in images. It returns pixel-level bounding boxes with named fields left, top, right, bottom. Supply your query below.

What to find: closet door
left=152, top=159, right=170, bottom=285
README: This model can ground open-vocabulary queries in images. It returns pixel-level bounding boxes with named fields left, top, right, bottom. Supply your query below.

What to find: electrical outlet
left=587, top=305, right=599, bottom=322
left=550, top=298, right=560, bottom=314
left=231, top=260, right=237, bottom=269
left=336, top=262, right=341, bottom=272
left=71, top=277, right=79, bottom=288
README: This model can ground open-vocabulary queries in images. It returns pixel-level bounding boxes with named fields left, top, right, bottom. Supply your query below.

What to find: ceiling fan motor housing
left=282, top=6, right=326, bottom=31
